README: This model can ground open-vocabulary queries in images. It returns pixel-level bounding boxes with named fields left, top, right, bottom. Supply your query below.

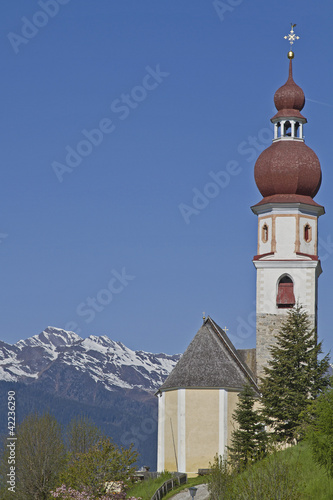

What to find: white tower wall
left=253, top=203, right=323, bottom=380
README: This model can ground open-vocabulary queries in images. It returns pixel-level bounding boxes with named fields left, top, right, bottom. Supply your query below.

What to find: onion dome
left=253, top=54, right=323, bottom=207
left=254, top=140, right=322, bottom=200
left=272, top=60, right=306, bottom=120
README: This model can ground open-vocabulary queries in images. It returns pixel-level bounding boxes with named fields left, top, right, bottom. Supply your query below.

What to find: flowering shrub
left=50, top=485, right=92, bottom=499
left=105, top=480, right=123, bottom=494
left=51, top=484, right=140, bottom=500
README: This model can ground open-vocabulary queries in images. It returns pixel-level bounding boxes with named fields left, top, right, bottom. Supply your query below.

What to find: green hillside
left=276, top=443, right=332, bottom=500
left=209, top=442, right=332, bottom=499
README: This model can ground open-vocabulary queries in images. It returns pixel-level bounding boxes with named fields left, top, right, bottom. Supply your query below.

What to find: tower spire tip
left=284, top=23, right=299, bottom=59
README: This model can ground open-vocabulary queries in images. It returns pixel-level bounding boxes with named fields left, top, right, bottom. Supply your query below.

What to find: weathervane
left=284, top=23, right=299, bottom=59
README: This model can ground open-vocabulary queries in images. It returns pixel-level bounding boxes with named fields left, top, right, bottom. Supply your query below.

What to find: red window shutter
left=277, top=282, right=295, bottom=307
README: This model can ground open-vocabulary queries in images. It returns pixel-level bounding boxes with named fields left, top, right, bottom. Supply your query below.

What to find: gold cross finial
left=224, top=326, right=228, bottom=333
left=284, top=23, right=300, bottom=47
left=202, top=311, right=206, bottom=322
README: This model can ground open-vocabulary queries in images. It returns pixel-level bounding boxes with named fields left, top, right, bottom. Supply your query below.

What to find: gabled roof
left=158, top=317, right=258, bottom=393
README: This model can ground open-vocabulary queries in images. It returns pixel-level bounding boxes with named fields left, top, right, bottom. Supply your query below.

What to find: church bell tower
left=252, top=28, right=324, bottom=379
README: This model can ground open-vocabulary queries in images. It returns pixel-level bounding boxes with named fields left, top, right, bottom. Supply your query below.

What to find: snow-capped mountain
left=0, top=326, right=180, bottom=393
left=0, top=327, right=180, bottom=467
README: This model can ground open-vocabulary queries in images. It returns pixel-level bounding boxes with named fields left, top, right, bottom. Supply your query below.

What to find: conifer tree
left=228, top=383, right=267, bottom=471
left=260, top=303, right=330, bottom=443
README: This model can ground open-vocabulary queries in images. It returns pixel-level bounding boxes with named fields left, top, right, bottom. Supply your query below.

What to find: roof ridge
left=207, top=317, right=259, bottom=391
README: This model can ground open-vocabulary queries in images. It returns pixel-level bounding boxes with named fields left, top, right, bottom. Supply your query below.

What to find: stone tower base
left=256, top=312, right=316, bottom=382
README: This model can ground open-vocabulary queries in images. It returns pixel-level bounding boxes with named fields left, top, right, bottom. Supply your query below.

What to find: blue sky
left=1, top=1, right=333, bottom=356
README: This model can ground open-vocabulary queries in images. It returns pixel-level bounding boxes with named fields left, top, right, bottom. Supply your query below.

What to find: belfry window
left=277, top=276, right=295, bottom=308
left=304, top=224, right=312, bottom=243
left=295, top=122, right=300, bottom=137
left=285, top=121, right=291, bottom=136
left=262, top=223, right=269, bottom=243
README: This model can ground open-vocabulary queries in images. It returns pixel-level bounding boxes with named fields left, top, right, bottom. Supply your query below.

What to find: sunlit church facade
left=156, top=33, right=324, bottom=475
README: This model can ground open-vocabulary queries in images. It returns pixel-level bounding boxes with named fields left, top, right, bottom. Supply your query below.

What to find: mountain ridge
left=0, top=326, right=180, bottom=468
left=0, top=326, right=180, bottom=393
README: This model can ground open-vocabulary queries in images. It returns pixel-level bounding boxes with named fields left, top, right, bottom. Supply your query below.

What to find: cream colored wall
left=164, top=390, right=178, bottom=471
left=227, top=391, right=240, bottom=447
left=185, top=389, right=219, bottom=473
left=160, top=388, right=244, bottom=475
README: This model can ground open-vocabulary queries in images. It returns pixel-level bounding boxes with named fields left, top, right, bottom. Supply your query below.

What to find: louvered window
left=277, top=276, right=295, bottom=308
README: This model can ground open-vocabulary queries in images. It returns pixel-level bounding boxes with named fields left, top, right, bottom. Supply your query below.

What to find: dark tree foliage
left=228, top=383, right=267, bottom=471
left=260, top=303, right=330, bottom=443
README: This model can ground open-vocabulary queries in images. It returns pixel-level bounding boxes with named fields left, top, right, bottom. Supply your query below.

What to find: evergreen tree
left=260, top=303, right=330, bottom=444
left=228, top=383, right=267, bottom=471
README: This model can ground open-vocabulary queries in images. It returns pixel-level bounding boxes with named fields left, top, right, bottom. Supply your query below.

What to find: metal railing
left=151, top=473, right=187, bottom=500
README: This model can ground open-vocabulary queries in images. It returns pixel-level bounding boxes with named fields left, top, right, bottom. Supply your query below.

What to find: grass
left=128, top=442, right=332, bottom=500
left=276, top=442, right=333, bottom=499
left=127, top=472, right=172, bottom=500
left=127, top=473, right=208, bottom=500
left=209, top=441, right=333, bottom=499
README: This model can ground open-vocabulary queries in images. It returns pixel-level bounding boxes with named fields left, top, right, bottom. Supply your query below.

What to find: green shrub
left=208, top=451, right=302, bottom=500
left=207, top=455, right=237, bottom=500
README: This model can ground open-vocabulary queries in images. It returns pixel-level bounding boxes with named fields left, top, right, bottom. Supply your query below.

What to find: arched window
left=295, top=122, right=300, bottom=137
left=304, top=224, right=312, bottom=243
left=277, top=276, right=295, bottom=308
left=285, top=121, right=291, bottom=136
left=262, top=223, right=269, bottom=243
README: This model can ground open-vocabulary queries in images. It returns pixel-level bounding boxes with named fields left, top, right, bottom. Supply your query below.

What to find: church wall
left=298, top=215, right=317, bottom=255
left=157, top=392, right=165, bottom=471
left=159, top=387, right=246, bottom=475
left=256, top=313, right=289, bottom=381
left=275, top=216, right=296, bottom=258
left=256, top=259, right=319, bottom=380
left=257, top=211, right=319, bottom=260
left=256, top=312, right=316, bottom=380
left=227, top=391, right=240, bottom=446
left=185, top=389, right=220, bottom=474
left=258, top=215, right=273, bottom=255
left=163, top=390, right=178, bottom=472
left=256, top=265, right=318, bottom=316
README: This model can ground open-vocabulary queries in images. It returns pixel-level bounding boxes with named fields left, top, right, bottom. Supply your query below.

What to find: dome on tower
left=254, top=140, right=322, bottom=200
left=253, top=55, right=323, bottom=207
left=272, top=60, right=306, bottom=121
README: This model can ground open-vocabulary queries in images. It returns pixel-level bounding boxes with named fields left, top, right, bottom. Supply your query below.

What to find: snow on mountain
left=0, top=327, right=180, bottom=392
left=16, top=326, right=82, bottom=350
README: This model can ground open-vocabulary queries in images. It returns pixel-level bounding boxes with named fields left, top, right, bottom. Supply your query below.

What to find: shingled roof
left=158, top=317, right=258, bottom=393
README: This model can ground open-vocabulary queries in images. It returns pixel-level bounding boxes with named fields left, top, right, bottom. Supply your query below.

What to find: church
left=156, top=27, right=324, bottom=475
